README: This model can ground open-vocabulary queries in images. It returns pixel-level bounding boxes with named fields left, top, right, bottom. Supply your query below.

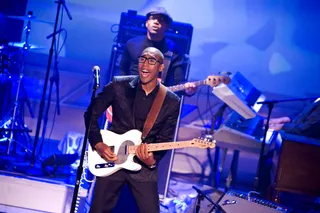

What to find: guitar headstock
left=205, top=75, right=231, bottom=87
left=190, top=138, right=216, bottom=149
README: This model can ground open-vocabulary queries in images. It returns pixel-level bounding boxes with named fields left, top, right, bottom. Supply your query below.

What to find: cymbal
left=6, top=15, right=53, bottom=25
left=8, top=42, right=45, bottom=50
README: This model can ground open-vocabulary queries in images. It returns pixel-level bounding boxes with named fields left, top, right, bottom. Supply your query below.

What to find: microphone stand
left=38, top=28, right=63, bottom=159
left=192, top=186, right=226, bottom=213
left=70, top=75, right=99, bottom=213
left=206, top=103, right=227, bottom=189
left=195, top=191, right=204, bottom=213
left=253, top=96, right=317, bottom=192
left=29, top=0, right=71, bottom=170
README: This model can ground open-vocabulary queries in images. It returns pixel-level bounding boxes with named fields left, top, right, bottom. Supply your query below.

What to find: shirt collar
left=137, top=80, right=160, bottom=97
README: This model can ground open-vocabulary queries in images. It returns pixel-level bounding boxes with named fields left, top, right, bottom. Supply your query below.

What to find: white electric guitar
left=88, top=129, right=215, bottom=177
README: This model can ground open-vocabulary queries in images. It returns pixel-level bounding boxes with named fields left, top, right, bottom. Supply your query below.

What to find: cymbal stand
left=0, top=14, right=34, bottom=155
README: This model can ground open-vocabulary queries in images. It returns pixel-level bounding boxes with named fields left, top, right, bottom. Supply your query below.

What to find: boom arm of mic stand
left=59, top=0, right=72, bottom=20
left=70, top=84, right=98, bottom=213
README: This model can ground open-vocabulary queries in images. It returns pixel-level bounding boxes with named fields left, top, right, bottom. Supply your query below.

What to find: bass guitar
left=105, top=75, right=231, bottom=124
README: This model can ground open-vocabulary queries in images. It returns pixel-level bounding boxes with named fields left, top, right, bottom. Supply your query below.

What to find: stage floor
left=0, top=146, right=316, bottom=213
left=0, top=170, right=75, bottom=213
left=0, top=169, right=216, bottom=213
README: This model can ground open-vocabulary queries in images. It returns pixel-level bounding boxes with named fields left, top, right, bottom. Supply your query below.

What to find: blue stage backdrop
left=21, top=0, right=320, bottom=98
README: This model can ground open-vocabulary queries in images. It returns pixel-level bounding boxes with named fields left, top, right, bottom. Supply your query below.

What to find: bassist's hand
left=185, top=82, right=196, bottom=95
left=95, top=142, right=117, bottom=162
left=136, top=143, right=156, bottom=167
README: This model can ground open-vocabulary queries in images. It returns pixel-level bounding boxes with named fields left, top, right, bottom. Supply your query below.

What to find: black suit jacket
left=86, top=76, right=181, bottom=181
left=282, top=100, right=320, bottom=139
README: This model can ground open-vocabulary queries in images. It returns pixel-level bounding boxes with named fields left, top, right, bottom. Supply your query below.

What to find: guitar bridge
left=95, top=162, right=115, bottom=169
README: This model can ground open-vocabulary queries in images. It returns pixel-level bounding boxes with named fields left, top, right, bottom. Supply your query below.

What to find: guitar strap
left=141, top=83, right=167, bottom=141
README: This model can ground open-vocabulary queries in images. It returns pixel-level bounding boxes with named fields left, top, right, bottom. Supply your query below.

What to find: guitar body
left=88, top=129, right=143, bottom=177
left=88, top=129, right=215, bottom=177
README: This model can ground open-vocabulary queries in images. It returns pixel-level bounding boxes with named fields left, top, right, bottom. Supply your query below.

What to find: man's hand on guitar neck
left=136, top=143, right=156, bottom=167
left=157, top=78, right=196, bottom=95
left=184, top=82, right=197, bottom=96
left=95, top=142, right=117, bottom=162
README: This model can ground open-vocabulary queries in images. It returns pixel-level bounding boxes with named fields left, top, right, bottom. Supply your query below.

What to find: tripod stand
left=192, top=186, right=226, bottom=213
left=0, top=14, right=34, bottom=156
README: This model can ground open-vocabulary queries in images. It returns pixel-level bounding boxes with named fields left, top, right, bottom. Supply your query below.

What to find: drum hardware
left=0, top=11, right=35, bottom=155
left=6, top=13, right=54, bottom=25
left=0, top=40, right=11, bottom=76
left=8, top=42, right=45, bottom=50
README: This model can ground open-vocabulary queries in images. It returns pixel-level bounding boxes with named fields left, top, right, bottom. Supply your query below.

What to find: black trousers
left=89, top=170, right=160, bottom=213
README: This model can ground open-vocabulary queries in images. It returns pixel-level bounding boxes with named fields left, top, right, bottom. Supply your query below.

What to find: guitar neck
left=128, top=141, right=193, bottom=154
left=168, top=80, right=206, bottom=92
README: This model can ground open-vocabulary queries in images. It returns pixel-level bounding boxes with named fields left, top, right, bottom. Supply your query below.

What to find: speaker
left=106, top=44, right=124, bottom=83
left=106, top=10, right=194, bottom=84
left=217, top=191, right=292, bottom=213
left=272, top=133, right=320, bottom=197
left=117, top=10, right=193, bottom=54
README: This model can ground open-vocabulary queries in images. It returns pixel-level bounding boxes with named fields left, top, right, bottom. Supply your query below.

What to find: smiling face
left=138, top=47, right=164, bottom=85
left=146, top=14, right=169, bottom=39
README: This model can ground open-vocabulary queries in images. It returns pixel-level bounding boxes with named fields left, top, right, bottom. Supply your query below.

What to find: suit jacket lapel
left=129, top=76, right=140, bottom=129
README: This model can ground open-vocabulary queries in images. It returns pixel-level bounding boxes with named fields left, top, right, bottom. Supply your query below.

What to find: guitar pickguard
left=94, top=139, right=136, bottom=170
left=115, top=140, right=135, bottom=164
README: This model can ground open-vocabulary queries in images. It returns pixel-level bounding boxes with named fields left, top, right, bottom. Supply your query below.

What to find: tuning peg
left=218, top=71, right=232, bottom=76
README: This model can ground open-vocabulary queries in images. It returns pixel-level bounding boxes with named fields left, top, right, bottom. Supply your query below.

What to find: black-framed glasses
left=138, top=56, right=162, bottom=65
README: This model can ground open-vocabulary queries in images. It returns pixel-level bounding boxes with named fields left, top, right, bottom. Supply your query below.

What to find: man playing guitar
left=86, top=47, right=181, bottom=213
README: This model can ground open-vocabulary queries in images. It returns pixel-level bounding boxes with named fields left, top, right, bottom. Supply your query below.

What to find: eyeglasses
left=138, top=56, right=162, bottom=65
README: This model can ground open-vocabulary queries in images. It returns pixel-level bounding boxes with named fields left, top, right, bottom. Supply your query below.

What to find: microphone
left=92, top=65, right=100, bottom=89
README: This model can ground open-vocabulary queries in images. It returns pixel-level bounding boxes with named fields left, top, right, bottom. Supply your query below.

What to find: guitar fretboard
left=168, top=80, right=206, bottom=92
left=128, top=141, right=193, bottom=154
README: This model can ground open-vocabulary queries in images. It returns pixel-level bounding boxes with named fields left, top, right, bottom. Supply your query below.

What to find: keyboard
left=213, top=125, right=274, bottom=153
